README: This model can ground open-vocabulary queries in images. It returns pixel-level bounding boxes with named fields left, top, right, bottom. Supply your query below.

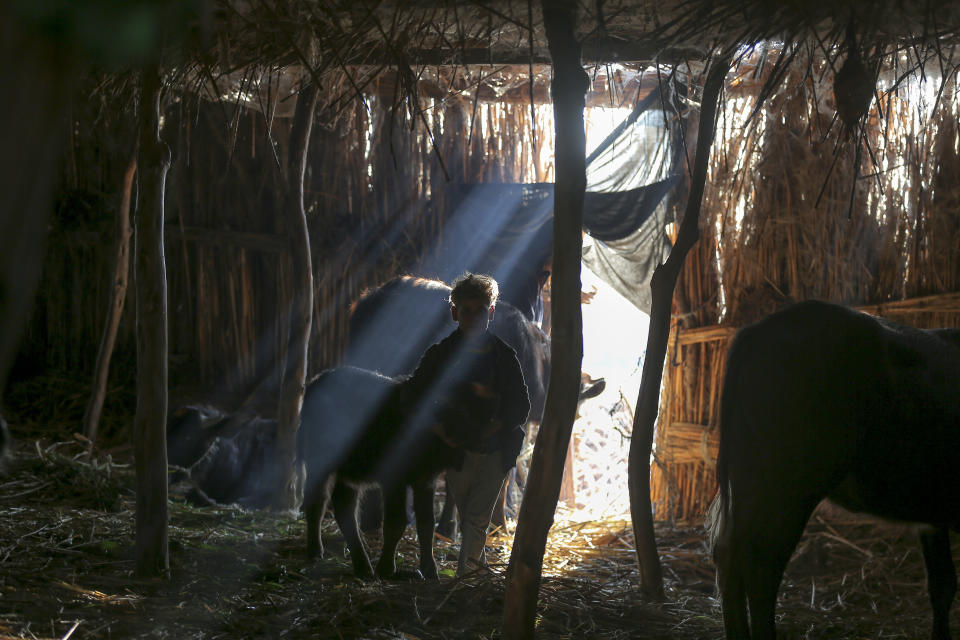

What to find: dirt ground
left=0, top=436, right=956, bottom=640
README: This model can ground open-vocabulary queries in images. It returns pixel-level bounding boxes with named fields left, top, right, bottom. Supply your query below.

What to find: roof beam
left=342, top=41, right=706, bottom=66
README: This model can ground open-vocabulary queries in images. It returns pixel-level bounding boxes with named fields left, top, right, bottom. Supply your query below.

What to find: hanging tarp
left=582, top=177, right=679, bottom=242
left=581, top=207, right=672, bottom=315
left=421, top=176, right=677, bottom=318
left=581, top=85, right=685, bottom=314
left=418, top=88, right=685, bottom=317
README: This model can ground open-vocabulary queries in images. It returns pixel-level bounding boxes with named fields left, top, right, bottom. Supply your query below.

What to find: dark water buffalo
left=184, top=417, right=284, bottom=508
left=345, top=275, right=605, bottom=535
left=711, top=301, right=960, bottom=640
left=167, top=405, right=230, bottom=468
left=167, top=406, right=287, bottom=508
left=345, top=276, right=549, bottom=422
left=344, top=276, right=550, bottom=533
left=298, top=366, right=458, bottom=579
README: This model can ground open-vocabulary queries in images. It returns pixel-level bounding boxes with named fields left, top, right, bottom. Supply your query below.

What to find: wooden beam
left=627, top=51, right=732, bottom=600
left=502, top=1, right=588, bottom=638
left=83, top=147, right=136, bottom=451
left=368, top=67, right=664, bottom=107
left=671, top=291, right=960, bottom=349
left=343, top=41, right=707, bottom=66
left=272, top=79, right=318, bottom=510
left=133, top=63, right=171, bottom=578
left=0, top=8, right=64, bottom=396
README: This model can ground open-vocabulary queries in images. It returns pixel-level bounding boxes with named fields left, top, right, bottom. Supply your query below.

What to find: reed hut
left=1, top=1, right=959, bottom=638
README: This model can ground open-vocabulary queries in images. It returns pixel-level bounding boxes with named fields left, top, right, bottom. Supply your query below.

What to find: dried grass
left=0, top=435, right=956, bottom=639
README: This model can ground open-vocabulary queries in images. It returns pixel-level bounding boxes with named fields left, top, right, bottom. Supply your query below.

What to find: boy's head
left=449, top=273, right=498, bottom=336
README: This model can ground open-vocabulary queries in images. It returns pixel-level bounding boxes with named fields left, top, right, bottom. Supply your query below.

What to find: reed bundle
left=655, top=422, right=719, bottom=466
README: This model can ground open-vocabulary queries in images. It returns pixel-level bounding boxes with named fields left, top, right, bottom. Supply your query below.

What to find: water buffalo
left=182, top=416, right=286, bottom=508
left=345, top=275, right=606, bottom=536
left=345, top=276, right=551, bottom=532
left=166, top=405, right=289, bottom=508
left=298, top=366, right=459, bottom=579
left=711, top=300, right=959, bottom=640
left=167, top=405, right=230, bottom=468
left=345, top=276, right=549, bottom=423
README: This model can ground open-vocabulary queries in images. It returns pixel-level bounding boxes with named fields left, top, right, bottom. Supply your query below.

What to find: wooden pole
left=502, top=2, right=588, bottom=638
left=84, top=147, right=137, bottom=452
left=627, top=53, right=731, bottom=599
left=0, top=6, right=65, bottom=396
left=133, top=64, right=171, bottom=578
left=272, top=77, right=318, bottom=509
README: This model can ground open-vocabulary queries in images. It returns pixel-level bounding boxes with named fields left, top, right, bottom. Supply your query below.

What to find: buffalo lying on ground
left=167, top=405, right=286, bottom=508
left=711, top=301, right=959, bottom=640
left=167, top=405, right=230, bottom=469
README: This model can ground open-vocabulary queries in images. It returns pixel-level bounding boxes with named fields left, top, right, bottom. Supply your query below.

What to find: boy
left=406, top=273, right=530, bottom=576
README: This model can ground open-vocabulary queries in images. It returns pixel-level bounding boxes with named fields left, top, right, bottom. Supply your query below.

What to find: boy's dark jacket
left=407, top=328, right=530, bottom=471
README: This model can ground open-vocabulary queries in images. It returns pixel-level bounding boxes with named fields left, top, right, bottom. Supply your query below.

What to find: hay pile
left=0, top=431, right=955, bottom=639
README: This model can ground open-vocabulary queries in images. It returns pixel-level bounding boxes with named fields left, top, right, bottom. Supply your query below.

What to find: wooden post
left=84, top=148, right=137, bottom=452
left=272, top=78, right=318, bottom=509
left=558, top=431, right=577, bottom=507
left=133, top=64, right=171, bottom=578
left=502, top=2, right=588, bottom=638
left=627, top=53, right=731, bottom=600
left=0, top=7, right=65, bottom=396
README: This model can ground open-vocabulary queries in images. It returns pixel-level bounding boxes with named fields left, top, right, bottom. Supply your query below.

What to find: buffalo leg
left=437, top=481, right=458, bottom=539
left=412, top=479, right=439, bottom=579
left=743, top=502, right=816, bottom=639
left=358, top=486, right=383, bottom=533
left=331, top=481, right=373, bottom=578
left=714, top=529, right=749, bottom=639
left=919, top=526, right=956, bottom=640
left=375, top=486, right=407, bottom=578
left=717, top=489, right=816, bottom=639
left=713, top=498, right=750, bottom=639
left=304, top=474, right=334, bottom=559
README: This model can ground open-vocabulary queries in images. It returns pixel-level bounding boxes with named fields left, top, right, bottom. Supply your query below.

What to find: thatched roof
left=200, top=0, right=960, bottom=67
left=46, top=1, right=941, bottom=119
